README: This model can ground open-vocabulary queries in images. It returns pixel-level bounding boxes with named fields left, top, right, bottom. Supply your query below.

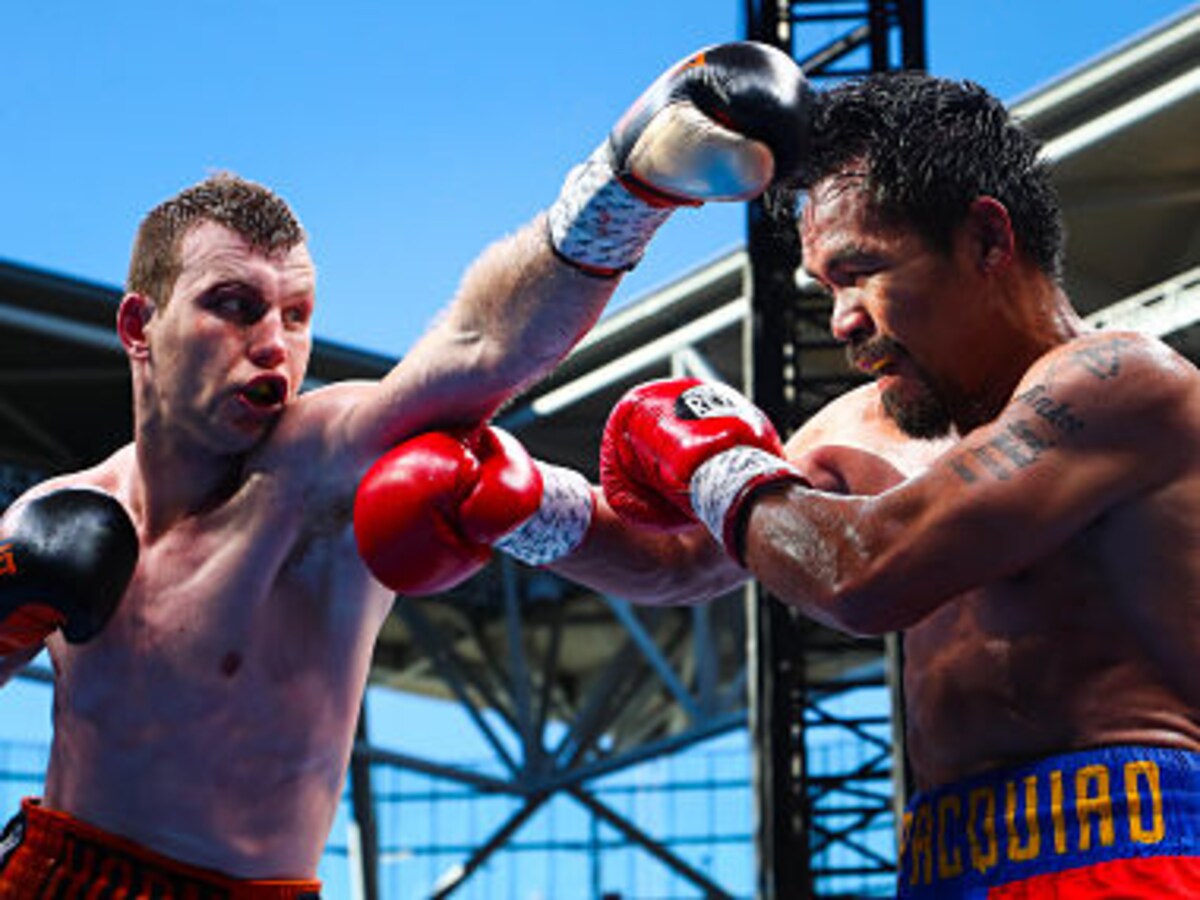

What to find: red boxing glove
left=354, top=427, right=541, bottom=595
left=354, top=427, right=594, bottom=596
left=0, top=605, right=63, bottom=656
left=600, top=378, right=806, bottom=562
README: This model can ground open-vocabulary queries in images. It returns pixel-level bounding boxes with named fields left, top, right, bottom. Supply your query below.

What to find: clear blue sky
left=3, top=1, right=1196, bottom=358
left=2, top=1, right=1197, bottom=896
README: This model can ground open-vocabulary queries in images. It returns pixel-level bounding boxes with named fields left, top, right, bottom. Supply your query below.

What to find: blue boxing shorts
left=897, top=745, right=1200, bottom=898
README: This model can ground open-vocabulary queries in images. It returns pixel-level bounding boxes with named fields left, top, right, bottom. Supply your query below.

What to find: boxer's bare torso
left=902, top=436, right=1200, bottom=790
left=0, top=212, right=619, bottom=878
left=793, top=373, right=1200, bottom=793
left=38, top=382, right=392, bottom=878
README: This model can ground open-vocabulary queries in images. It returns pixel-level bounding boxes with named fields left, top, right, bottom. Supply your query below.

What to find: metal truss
left=743, top=2, right=927, bottom=897
left=354, top=542, right=752, bottom=897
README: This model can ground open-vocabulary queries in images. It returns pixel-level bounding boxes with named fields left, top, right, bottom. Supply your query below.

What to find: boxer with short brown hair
left=0, top=43, right=813, bottom=896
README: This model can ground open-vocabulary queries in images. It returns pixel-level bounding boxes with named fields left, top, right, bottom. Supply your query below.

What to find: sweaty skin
left=0, top=50, right=811, bottom=876
left=776, top=379, right=1200, bottom=791
left=741, top=178, right=1200, bottom=789
left=555, top=176, right=1200, bottom=795
left=0, top=217, right=618, bottom=878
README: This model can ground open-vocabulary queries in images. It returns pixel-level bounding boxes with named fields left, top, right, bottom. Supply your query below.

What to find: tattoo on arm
left=949, top=416, right=1060, bottom=483
left=1039, top=334, right=1133, bottom=385
left=946, top=336, right=1134, bottom=486
left=1013, top=384, right=1084, bottom=434
left=965, top=444, right=1015, bottom=481
left=949, top=347, right=1114, bottom=484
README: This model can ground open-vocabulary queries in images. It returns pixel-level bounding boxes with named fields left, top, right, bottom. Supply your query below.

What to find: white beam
left=1085, top=266, right=1200, bottom=336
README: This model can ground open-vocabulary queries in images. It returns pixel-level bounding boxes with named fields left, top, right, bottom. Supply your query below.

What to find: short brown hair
left=126, top=172, right=306, bottom=304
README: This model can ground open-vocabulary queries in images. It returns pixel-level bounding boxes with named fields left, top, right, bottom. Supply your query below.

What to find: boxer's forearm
left=409, top=215, right=618, bottom=418
left=548, top=499, right=748, bottom=607
left=348, top=41, right=811, bottom=455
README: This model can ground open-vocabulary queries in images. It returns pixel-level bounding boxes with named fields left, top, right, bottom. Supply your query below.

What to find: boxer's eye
left=204, top=284, right=266, bottom=325
left=283, top=304, right=312, bottom=328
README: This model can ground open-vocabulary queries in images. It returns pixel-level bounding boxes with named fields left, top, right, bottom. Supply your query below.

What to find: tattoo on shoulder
left=1043, top=334, right=1135, bottom=385
left=1072, top=335, right=1136, bottom=380
left=947, top=336, right=1142, bottom=486
left=997, top=334, right=1136, bottom=441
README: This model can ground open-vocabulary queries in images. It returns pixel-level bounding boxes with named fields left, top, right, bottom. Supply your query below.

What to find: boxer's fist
left=611, top=41, right=813, bottom=206
left=1, top=489, right=139, bottom=655
left=600, top=378, right=805, bottom=561
left=550, top=41, right=812, bottom=276
left=354, top=427, right=595, bottom=596
left=354, top=428, right=544, bottom=596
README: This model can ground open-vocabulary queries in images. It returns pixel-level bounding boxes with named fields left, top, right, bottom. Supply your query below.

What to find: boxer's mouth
left=240, top=376, right=287, bottom=409
left=848, top=337, right=905, bottom=378
left=862, top=355, right=892, bottom=374
left=850, top=349, right=895, bottom=377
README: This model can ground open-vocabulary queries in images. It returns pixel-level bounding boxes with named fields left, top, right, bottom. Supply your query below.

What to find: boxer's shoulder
left=786, top=383, right=949, bottom=483
left=249, top=380, right=375, bottom=469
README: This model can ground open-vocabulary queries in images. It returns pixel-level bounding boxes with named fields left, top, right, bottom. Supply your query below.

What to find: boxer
left=363, top=71, right=1200, bottom=898
left=0, top=42, right=813, bottom=897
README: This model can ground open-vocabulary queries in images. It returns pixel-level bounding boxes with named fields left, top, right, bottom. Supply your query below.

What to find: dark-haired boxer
left=0, top=43, right=813, bottom=897
left=360, top=72, right=1200, bottom=898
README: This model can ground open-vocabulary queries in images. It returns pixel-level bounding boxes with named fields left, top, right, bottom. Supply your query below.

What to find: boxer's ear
left=966, top=196, right=1015, bottom=274
left=117, top=293, right=155, bottom=359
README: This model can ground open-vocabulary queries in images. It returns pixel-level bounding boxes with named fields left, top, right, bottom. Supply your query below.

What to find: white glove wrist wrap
left=548, top=145, right=673, bottom=275
left=690, top=446, right=805, bottom=555
left=495, top=462, right=595, bottom=566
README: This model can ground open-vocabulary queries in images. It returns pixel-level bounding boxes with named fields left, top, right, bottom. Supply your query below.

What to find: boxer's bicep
left=312, top=362, right=492, bottom=476
left=746, top=332, right=1193, bottom=633
left=864, top=332, right=1192, bottom=600
left=331, top=260, right=617, bottom=463
left=937, top=332, right=1190, bottom=533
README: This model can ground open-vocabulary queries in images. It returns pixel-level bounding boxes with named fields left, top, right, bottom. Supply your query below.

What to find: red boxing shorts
left=0, top=798, right=322, bottom=899
left=897, top=745, right=1200, bottom=898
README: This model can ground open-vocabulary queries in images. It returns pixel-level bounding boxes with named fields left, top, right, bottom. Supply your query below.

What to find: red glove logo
left=674, top=382, right=771, bottom=429
left=0, top=542, right=16, bottom=577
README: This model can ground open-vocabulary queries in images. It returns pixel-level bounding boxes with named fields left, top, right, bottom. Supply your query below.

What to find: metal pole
left=349, top=705, right=380, bottom=900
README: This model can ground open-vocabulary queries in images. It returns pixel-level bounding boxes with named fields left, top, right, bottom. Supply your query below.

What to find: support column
left=349, top=705, right=380, bottom=900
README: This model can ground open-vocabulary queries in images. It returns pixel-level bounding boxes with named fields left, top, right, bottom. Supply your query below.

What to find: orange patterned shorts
left=0, top=798, right=322, bottom=899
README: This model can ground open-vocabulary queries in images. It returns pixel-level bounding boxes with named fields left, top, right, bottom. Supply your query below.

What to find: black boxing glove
left=0, top=489, right=139, bottom=654
left=549, top=41, right=813, bottom=276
